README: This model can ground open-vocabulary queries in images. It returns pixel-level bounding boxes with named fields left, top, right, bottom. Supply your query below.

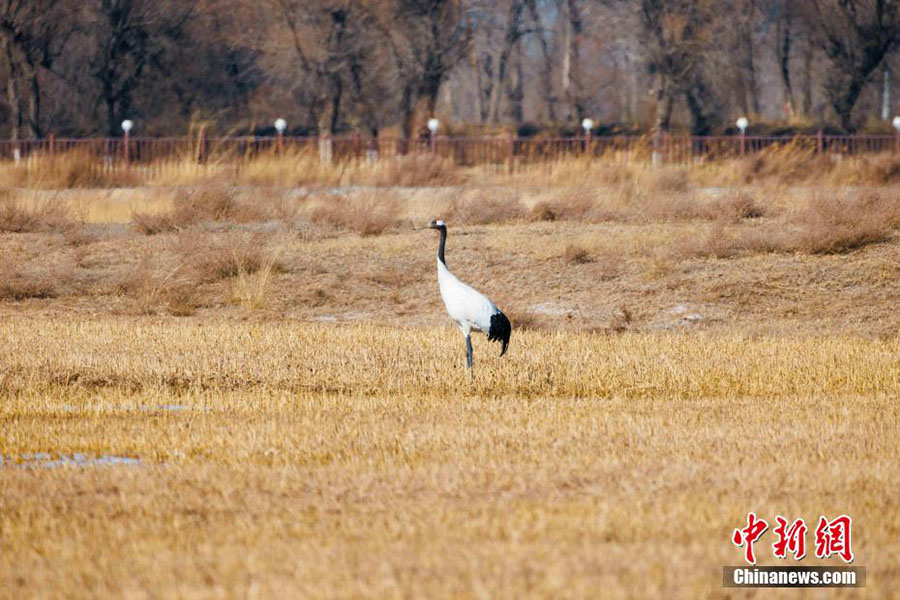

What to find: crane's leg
left=465, top=334, right=473, bottom=368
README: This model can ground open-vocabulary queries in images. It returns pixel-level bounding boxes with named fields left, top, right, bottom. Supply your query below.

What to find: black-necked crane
left=426, top=220, right=511, bottom=368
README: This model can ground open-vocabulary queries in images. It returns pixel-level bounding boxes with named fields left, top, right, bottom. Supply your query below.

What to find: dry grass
left=368, top=153, right=460, bottom=187
left=0, top=262, right=61, bottom=300
left=0, top=193, right=76, bottom=232
left=114, top=254, right=198, bottom=316
left=148, top=150, right=461, bottom=189
left=172, top=232, right=278, bottom=283
left=7, top=143, right=900, bottom=191
left=308, top=192, right=404, bottom=236
left=791, top=191, right=900, bottom=254
left=0, top=319, right=898, bottom=598
left=5, top=189, right=900, bottom=333
left=3, top=176, right=900, bottom=596
left=132, top=186, right=269, bottom=234
left=230, top=244, right=284, bottom=310
left=562, top=243, right=591, bottom=264
left=445, top=193, right=525, bottom=225
left=0, top=149, right=141, bottom=189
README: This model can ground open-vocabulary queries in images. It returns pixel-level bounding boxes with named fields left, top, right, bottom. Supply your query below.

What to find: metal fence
left=0, top=133, right=897, bottom=173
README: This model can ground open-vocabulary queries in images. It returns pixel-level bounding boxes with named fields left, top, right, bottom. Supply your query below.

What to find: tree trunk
left=399, top=82, right=414, bottom=154
left=3, top=39, right=21, bottom=141
left=685, top=74, right=717, bottom=135
left=471, top=48, right=486, bottom=123
left=486, top=48, right=504, bottom=123
left=414, top=81, right=440, bottom=139
left=653, top=74, right=674, bottom=135
left=801, top=40, right=813, bottom=117
left=832, top=77, right=866, bottom=132
left=743, top=28, right=760, bottom=115
left=506, top=42, right=524, bottom=123
left=25, top=64, right=42, bottom=138
left=106, top=96, right=117, bottom=137
left=328, top=75, right=343, bottom=135
left=562, top=0, right=583, bottom=120
left=525, top=0, right=556, bottom=122
left=776, top=6, right=795, bottom=115
left=488, top=0, right=524, bottom=124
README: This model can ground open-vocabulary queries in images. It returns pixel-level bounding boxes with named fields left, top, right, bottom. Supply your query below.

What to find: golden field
left=2, top=162, right=900, bottom=597
left=1, top=321, right=898, bottom=598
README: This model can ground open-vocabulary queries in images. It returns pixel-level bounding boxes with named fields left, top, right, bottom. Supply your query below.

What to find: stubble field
left=2, top=158, right=899, bottom=598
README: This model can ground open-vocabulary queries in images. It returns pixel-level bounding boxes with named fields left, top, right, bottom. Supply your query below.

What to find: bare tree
left=525, top=0, right=558, bottom=122
left=810, top=0, right=900, bottom=131
left=387, top=0, right=474, bottom=142
left=774, top=0, right=796, bottom=116
left=0, top=0, right=77, bottom=138
left=639, top=0, right=719, bottom=135
left=88, top=0, right=197, bottom=136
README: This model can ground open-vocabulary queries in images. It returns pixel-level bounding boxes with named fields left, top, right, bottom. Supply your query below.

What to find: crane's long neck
left=437, top=226, right=447, bottom=265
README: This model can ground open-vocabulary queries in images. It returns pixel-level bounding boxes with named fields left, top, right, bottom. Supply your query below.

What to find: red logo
left=814, top=515, right=854, bottom=563
left=732, top=512, right=768, bottom=565
left=733, top=513, right=854, bottom=564
left=772, top=516, right=807, bottom=560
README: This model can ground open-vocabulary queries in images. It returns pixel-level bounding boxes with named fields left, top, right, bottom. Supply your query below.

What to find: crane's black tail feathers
left=488, top=310, right=511, bottom=357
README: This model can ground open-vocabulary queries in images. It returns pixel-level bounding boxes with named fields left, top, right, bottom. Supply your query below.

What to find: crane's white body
left=436, top=257, right=498, bottom=337
left=427, top=220, right=510, bottom=368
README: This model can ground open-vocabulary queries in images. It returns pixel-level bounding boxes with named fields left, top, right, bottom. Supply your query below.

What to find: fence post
left=124, top=131, right=130, bottom=166
left=740, top=130, right=746, bottom=156
left=817, top=130, right=824, bottom=155
left=49, top=133, right=55, bottom=157
left=507, top=131, right=515, bottom=174
left=895, top=129, right=899, bottom=155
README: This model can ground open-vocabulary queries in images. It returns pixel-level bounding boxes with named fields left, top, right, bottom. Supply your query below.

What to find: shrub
left=0, top=195, right=75, bottom=233
left=0, top=267, right=60, bottom=300
left=370, top=153, right=460, bottom=187
left=645, top=169, right=690, bottom=193
left=308, top=192, right=403, bottom=236
left=445, top=194, right=524, bottom=225
left=115, top=257, right=198, bottom=316
left=172, top=232, right=280, bottom=283
left=529, top=201, right=558, bottom=222
left=562, top=244, right=591, bottom=264
left=707, top=192, right=766, bottom=222
left=792, top=192, right=899, bottom=254
left=132, top=186, right=269, bottom=234
left=528, top=192, right=597, bottom=222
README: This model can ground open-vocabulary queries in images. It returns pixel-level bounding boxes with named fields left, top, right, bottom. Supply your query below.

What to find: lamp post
left=121, top=120, right=133, bottom=165
left=736, top=117, right=749, bottom=156
left=581, top=118, right=594, bottom=155
left=427, top=118, right=439, bottom=153
left=893, top=116, right=900, bottom=154
left=274, top=118, right=287, bottom=154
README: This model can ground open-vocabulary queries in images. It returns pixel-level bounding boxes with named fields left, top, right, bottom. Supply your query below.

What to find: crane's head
left=428, top=219, right=446, bottom=230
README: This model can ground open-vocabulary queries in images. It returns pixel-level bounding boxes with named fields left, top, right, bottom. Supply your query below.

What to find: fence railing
left=0, top=133, right=897, bottom=172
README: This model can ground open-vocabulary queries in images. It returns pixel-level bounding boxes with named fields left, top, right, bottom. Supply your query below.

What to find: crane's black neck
left=437, top=225, right=447, bottom=265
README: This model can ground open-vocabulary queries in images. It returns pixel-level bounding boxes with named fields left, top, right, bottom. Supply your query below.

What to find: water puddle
left=1, top=453, right=141, bottom=469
